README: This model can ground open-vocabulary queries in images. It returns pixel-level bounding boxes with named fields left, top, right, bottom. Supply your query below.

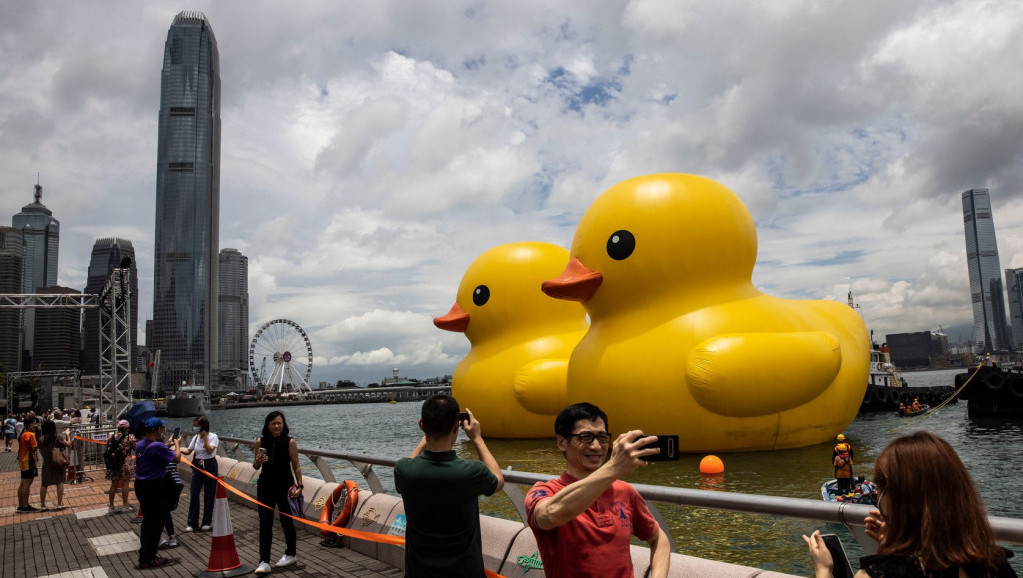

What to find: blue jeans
left=187, top=457, right=219, bottom=527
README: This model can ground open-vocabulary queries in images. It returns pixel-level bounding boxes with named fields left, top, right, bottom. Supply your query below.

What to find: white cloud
left=2, top=0, right=1023, bottom=384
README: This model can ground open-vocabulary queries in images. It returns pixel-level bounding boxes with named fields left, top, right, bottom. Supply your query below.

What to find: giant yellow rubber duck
left=435, top=242, right=589, bottom=438
left=542, top=174, right=869, bottom=452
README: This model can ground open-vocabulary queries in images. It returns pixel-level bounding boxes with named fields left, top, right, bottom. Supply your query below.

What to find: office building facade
left=963, top=188, right=1012, bottom=352
left=151, top=11, right=221, bottom=391
left=0, top=227, right=25, bottom=373
left=218, top=248, right=249, bottom=388
left=82, top=238, right=139, bottom=376
left=1007, top=268, right=1023, bottom=351
left=32, top=286, right=81, bottom=371
left=12, top=183, right=60, bottom=368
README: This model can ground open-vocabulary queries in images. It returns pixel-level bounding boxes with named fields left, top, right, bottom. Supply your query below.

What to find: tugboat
left=859, top=341, right=956, bottom=413
left=954, top=361, right=1023, bottom=418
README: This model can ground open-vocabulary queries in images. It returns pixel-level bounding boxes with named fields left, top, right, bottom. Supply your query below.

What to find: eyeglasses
left=566, top=431, right=612, bottom=445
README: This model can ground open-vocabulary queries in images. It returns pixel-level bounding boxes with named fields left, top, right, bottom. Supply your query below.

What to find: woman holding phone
left=252, top=411, right=303, bottom=574
left=804, top=431, right=1016, bottom=577
left=180, top=416, right=219, bottom=532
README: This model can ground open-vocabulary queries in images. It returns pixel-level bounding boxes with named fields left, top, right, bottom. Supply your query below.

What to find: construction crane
left=150, top=350, right=161, bottom=395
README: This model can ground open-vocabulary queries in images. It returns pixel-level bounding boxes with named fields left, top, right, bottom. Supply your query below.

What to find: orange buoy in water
left=700, top=455, right=724, bottom=474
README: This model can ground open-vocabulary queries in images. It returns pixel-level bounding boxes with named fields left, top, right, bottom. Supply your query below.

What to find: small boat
left=821, top=479, right=877, bottom=505
left=166, top=384, right=210, bottom=417
left=897, top=404, right=929, bottom=417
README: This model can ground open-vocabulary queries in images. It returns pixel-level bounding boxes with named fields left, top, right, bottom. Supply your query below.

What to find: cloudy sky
left=2, top=1, right=1022, bottom=386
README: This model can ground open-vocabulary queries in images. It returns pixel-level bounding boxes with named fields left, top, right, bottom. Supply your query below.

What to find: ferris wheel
left=249, top=318, right=314, bottom=394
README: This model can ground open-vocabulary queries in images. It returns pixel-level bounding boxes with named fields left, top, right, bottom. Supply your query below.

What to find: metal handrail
left=218, top=436, right=1023, bottom=550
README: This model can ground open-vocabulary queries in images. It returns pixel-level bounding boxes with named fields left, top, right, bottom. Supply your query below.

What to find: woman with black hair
left=180, top=415, right=219, bottom=532
left=252, top=410, right=304, bottom=574
left=37, top=419, right=71, bottom=510
left=805, top=431, right=1016, bottom=577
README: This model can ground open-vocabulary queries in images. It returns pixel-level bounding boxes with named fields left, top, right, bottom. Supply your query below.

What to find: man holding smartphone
left=395, top=394, right=503, bottom=577
left=525, top=402, right=670, bottom=578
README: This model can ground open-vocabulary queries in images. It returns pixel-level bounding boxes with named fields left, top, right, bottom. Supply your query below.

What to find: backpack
left=104, top=433, right=127, bottom=471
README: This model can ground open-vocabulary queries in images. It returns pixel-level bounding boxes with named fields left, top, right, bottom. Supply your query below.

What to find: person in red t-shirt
left=525, top=403, right=670, bottom=578
left=17, top=416, right=39, bottom=513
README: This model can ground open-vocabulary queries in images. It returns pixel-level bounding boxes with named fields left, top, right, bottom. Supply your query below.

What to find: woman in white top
left=179, top=416, right=219, bottom=531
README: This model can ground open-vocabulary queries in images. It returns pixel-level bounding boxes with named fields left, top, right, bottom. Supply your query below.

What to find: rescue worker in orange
left=834, top=443, right=854, bottom=494
left=911, top=398, right=921, bottom=412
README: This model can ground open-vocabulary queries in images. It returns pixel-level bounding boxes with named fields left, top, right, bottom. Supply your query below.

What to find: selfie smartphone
left=821, top=534, right=854, bottom=578
left=172, top=427, right=181, bottom=440
left=642, top=435, right=680, bottom=461
left=457, top=412, right=469, bottom=425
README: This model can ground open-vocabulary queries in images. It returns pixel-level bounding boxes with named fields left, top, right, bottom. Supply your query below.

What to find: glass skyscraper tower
left=962, top=188, right=1012, bottom=352
left=12, top=183, right=60, bottom=368
left=151, top=11, right=220, bottom=391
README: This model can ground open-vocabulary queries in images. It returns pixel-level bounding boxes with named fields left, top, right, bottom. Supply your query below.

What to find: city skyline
left=1, top=3, right=1022, bottom=385
left=150, top=12, right=221, bottom=391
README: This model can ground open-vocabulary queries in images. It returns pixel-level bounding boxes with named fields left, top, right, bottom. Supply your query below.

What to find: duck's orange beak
left=542, top=257, right=603, bottom=302
left=434, top=302, right=470, bottom=332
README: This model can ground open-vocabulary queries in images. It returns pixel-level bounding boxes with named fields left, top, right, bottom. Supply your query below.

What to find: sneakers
left=200, top=524, right=212, bottom=531
left=158, top=538, right=178, bottom=549
left=255, top=562, right=272, bottom=574
left=276, top=554, right=297, bottom=567
left=137, top=556, right=170, bottom=569
left=16, top=505, right=39, bottom=513
left=184, top=526, right=195, bottom=533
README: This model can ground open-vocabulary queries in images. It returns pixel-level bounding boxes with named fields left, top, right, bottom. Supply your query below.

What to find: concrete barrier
left=345, top=492, right=401, bottom=560
left=479, top=514, right=527, bottom=573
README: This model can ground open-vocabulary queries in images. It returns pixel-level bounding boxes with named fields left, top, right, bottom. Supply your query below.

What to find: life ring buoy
left=875, top=362, right=884, bottom=371
left=319, top=480, right=359, bottom=539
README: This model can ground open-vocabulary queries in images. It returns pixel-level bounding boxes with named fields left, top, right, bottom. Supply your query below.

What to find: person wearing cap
left=105, top=419, right=137, bottom=512
left=134, top=417, right=181, bottom=569
left=832, top=434, right=854, bottom=462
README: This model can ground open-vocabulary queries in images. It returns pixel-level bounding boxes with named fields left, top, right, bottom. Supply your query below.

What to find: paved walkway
left=0, top=446, right=402, bottom=577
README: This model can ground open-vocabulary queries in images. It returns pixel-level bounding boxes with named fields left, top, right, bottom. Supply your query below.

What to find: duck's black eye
left=606, top=230, right=635, bottom=260
left=472, top=285, right=490, bottom=306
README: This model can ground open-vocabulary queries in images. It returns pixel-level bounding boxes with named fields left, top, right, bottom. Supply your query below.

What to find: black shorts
left=21, top=466, right=37, bottom=479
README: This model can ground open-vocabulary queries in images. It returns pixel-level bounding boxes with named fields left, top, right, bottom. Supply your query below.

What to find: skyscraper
left=151, top=11, right=221, bottom=391
left=33, top=286, right=81, bottom=371
left=963, top=188, right=1012, bottom=352
left=1006, top=268, right=1023, bottom=352
left=0, top=227, right=25, bottom=373
left=82, top=238, right=138, bottom=376
left=12, top=183, right=60, bottom=368
left=218, top=248, right=249, bottom=387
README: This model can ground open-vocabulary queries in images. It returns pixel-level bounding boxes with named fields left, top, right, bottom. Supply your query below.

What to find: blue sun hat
left=144, top=416, right=166, bottom=431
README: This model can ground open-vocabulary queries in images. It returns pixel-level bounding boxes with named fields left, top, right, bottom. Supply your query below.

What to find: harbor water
left=163, top=368, right=1021, bottom=575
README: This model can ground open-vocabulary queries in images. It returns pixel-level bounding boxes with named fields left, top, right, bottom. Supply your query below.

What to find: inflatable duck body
left=435, top=242, right=589, bottom=438
left=542, top=174, right=869, bottom=452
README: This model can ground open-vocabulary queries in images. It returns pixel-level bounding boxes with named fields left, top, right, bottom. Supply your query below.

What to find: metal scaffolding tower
left=0, top=267, right=133, bottom=419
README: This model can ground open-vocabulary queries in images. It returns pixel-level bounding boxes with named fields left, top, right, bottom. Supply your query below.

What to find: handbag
left=288, top=484, right=304, bottom=517
left=52, top=446, right=68, bottom=467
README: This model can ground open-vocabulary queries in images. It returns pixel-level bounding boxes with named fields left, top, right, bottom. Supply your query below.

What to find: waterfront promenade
left=0, top=450, right=401, bottom=578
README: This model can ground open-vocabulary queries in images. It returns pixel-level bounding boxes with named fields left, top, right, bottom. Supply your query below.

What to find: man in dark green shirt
left=395, top=394, right=504, bottom=577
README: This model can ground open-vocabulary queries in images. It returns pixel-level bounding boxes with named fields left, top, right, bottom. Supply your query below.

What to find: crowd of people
left=6, top=400, right=1020, bottom=577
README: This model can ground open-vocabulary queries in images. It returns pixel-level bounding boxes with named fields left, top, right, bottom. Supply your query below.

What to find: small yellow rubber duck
left=435, top=242, right=589, bottom=438
left=542, top=174, right=869, bottom=452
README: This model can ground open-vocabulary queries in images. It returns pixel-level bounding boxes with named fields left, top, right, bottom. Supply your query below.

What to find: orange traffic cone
left=194, top=477, right=252, bottom=578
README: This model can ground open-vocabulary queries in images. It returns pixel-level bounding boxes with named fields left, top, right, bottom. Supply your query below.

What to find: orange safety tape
left=183, top=459, right=509, bottom=577
left=182, top=457, right=405, bottom=545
